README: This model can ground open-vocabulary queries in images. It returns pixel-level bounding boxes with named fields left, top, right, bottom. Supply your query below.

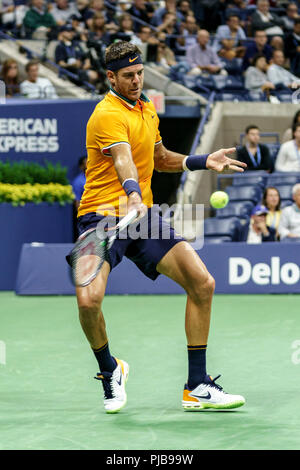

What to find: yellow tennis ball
left=210, top=191, right=229, bottom=209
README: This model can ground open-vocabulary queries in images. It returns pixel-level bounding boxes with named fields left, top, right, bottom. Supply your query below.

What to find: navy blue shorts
left=76, top=207, right=185, bottom=280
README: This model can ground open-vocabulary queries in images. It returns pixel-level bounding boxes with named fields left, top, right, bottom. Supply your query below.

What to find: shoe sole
left=182, top=400, right=245, bottom=411
left=105, top=361, right=130, bottom=414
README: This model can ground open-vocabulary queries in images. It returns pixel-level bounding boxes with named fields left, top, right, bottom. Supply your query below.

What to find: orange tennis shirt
left=78, top=89, right=162, bottom=217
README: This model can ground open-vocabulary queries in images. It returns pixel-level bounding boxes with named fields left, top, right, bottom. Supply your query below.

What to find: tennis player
left=75, top=41, right=246, bottom=413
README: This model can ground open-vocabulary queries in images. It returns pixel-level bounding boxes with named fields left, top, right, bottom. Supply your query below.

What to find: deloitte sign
left=229, top=257, right=300, bottom=286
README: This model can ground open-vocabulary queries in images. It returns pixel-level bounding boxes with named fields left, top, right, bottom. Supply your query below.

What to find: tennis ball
left=210, top=191, right=229, bottom=209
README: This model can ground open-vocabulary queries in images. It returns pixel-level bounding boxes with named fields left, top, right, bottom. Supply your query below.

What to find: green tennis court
left=1, top=292, right=300, bottom=450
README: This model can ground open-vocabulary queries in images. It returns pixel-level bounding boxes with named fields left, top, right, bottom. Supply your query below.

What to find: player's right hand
left=127, top=192, right=148, bottom=221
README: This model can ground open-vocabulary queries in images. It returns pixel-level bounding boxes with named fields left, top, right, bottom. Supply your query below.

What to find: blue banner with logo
left=0, top=99, right=98, bottom=181
left=15, top=242, right=300, bottom=295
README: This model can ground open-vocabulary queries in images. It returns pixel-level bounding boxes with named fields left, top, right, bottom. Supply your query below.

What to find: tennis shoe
left=94, top=358, right=129, bottom=413
left=182, top=375, right=245, bottom=411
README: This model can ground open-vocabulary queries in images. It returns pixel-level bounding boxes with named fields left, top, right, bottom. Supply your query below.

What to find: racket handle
left=117, top=209, right=139, bottom=231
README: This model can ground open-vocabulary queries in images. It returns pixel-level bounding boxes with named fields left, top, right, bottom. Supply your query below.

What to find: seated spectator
left=55, top=24, right=98, bottom=86
left=263, top=186, right=282, bottom=238
left=155, top=32, right=177, bottom=73
left=267, top=50, right=300, bottom=90
left=186, top=29, right=227, bottom=76
left=237, top=124, right=273, bottom=171
left=282, top=109, right=300, bottom=143
left=49, top=0, right=77, bottom=27
left=246, top=204, right=277, bottom=243
left=72, top=156, right=87, bottom=211
left=244, top=53, right=275, bottom=94
left=181, top=15, right=199, bottom=49
left=213, top=14, right=246, bottom=60
left=128, top=0, right=154, bottom=32
left=156, top=12, right=182, bottom=54
left=151, top=0, right=184, bottom=27
left=0, top=59, right=20, bottom=98
left=177, top=0, right=194, bottom=20
left=282, top=2, right=299, bottom=32
left=0, top=0, right=17, bottom=31
left=89, top=0, right=119, bottom=34
left=251, top=0, right=285, bottom=37
left=23, top=0, right=56, bottom=39
left=242, top=29, right=273, bottom=71
left=75, top=0, right=95, bottom=29
left=284, top=18, right=300, bottom=77
left=278, top=183, right=300, bottom=240
left=87, top=11, right=111, bottom=45
left=275, top=122, right=300, bottom=172
left=117, top=13, right=139, bottom=42
left=20, top=59, right=58, bottom=99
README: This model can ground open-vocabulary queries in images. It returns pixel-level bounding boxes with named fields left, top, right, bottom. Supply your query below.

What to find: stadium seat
left=281, top=200, right=293, bottom=209
left=278, top=185, right=293, bottom=201
left=204, top=216, right=242, bottom=241
left=216, top=201, right=254, bottom=219
left=225, top=185, right=263, bottom=204
left=204, top=236, right=232, bottom=243
left=232, top=175, right=266, bottom=188
left=266, top=174, right=300, bottom=187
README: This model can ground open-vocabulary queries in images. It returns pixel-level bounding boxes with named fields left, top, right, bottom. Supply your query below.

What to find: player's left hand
left=206, top=147, right=247, bottom=173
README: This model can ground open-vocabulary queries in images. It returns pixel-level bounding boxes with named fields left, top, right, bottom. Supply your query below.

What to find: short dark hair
left=105, top=41, right=142, bottom=65
left=25, top=59, right=39, bottom=72
left=252, top=53, right=266, bottom=66
left=245, top=125, right=259, bottom=134
left=293, top=122, right=300, bottom=134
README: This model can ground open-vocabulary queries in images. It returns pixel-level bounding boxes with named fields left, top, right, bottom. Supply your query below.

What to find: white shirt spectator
left=51, top=0, right=77, bottom=24
left=275, top=139, right=300, bottom=172
left=20, top=77, right=58, bottom=99
left=278, top=204, right=300, bottom=239
left=267, top=63, right=300, bottom=87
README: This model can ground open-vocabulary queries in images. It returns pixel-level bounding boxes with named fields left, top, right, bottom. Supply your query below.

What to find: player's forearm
left=111, top=146, right=142, bottom=198
left=154, top=147, right=208, bottom=173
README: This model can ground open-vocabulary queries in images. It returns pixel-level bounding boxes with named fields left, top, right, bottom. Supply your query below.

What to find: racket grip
left=117, top=209, right=139, bottom=231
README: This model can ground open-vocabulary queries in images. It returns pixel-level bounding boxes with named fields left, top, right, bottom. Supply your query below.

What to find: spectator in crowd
left=251, top=0, right=285, bottom=37
left=128, top=0, right=154, bottom=31
left=213, top=14, right=246, bottom=59
left=282, top=2, right=299, bottom=31
left=244, top=53, right=276, bottom=94
left=181, top=15, right=199, bottom=49
left=278, top=183, right=300, bottom=240
left=156, top=11, right=182, bottom=54
left=237, top=124, right=273, bottom=171
left=23, top=0, right=56, bottom=39
left=49, top=0, right=77, bottom=27
left=242, top=29, right=273, bottom=71
left=151, top=0, right=184, bottom=27
left=0, top=58, right=20, bottom=98
left=87, top=11, right=111, bottom=45
left=20, top=59, right=58, bottom=99
left=267, top=49, right=300, bottom=89
left=282, top=109, right=300, bottom=143
left=154, top=31, right=177, bottom=73
left=0, top=0, right=17, bottom=30
left=72, top=156, right=87, bottom=211
left=275, top=122, right=300, bottom=172
left=117, top=13, right=139, bottom=42
left=246, top=204, right=277, bottom=243
left=131, top=24, right=157, bottom=47
left=75, top=0, right=95, bottom=28
left=186, top=29, right=227, bottom=76
left=55, top=24, right=98, bottom=86
left=284, top=18, right=300, bottom=77
left=262, top=186, right=282, bottom=238
left=70, top=12, right=88, bottom=41
left=89, top=0, right=119, bottom=34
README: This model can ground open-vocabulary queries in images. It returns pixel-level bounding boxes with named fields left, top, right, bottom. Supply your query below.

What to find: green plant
left=0, top=160, right=69, bottom=185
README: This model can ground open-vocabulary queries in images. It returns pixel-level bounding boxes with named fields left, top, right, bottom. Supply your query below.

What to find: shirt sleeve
left=90, top=109, right=130, bottom=156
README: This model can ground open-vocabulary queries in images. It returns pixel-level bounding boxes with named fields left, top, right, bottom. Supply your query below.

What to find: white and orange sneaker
left=182, top=375, right=245, bottom=411
left=94, top=358, right=129, bottom=413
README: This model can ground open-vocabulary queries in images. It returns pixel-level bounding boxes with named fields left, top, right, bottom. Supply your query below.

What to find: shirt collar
left=109, top=87, right=150, bottom=109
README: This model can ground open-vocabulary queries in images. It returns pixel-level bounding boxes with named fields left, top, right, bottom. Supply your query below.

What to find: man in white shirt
left=275, top=123, right=300, bottom=172
left=267, top=49, right=300, bottom=89
left=278, top=183, right=300, bottom=240
left=20, top=59, right=58, bottom=99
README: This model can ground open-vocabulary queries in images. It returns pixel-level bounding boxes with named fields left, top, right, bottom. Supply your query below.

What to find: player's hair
left=262, top=186, right=281, bottom=211
left=25, top=59, right=40, bottom=72
left=245, top=124, right=259, bottom=134
left=105, top=41, right=142, bottom=67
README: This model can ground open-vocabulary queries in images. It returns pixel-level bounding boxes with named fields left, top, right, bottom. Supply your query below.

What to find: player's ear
left=107, top=70, right=115, bottom=86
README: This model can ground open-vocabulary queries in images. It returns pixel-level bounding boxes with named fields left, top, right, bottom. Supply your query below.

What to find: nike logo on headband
left=129, top=56, right=138, bottom=63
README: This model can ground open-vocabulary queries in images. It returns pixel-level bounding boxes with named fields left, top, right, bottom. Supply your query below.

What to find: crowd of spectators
left=1, top=1, right=300, bottom=97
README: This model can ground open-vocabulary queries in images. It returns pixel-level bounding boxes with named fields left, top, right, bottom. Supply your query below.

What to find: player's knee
left=187, top=272, right=215, bottom=303
left=77, top=291, right=104, bottom=313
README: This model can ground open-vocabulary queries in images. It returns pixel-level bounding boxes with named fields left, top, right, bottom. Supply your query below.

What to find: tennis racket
left=70, top=209, right=138, bottom=287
